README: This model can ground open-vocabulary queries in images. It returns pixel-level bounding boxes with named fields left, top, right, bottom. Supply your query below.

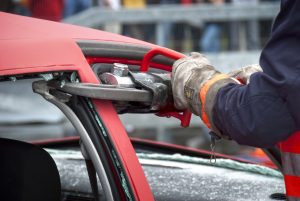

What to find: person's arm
left=172, top=1, right=300, bottom=148
left=213, top=1, right=300, bottom=147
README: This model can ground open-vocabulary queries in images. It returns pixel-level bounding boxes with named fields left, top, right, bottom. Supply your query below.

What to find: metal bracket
left=32, top=80, right=114, bottom=201
left=33, top=80, right=72, bottom=103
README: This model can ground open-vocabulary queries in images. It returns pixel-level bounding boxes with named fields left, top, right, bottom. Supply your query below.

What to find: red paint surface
left=279, top=131, right=300, bottom=154
left=0, top=12, right=155, bottom=47
left=0, top=11, right=160, bottom=74
left=284, top=175, right=300, bottom=197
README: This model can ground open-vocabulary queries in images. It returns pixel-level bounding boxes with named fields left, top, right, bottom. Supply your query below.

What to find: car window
left=0, top=79, right=76, bottom=142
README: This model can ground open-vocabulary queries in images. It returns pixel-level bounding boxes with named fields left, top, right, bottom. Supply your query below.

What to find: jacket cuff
left=199, top=74, right=240, bottom=138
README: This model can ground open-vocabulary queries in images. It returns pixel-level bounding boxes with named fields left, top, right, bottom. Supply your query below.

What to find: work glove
left=228, top=64, right=262, bottom=84
left=171, top=52, right=239, bottom=137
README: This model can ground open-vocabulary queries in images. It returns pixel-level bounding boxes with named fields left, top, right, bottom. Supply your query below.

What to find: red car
left=0, top=12, right=285, bottom=201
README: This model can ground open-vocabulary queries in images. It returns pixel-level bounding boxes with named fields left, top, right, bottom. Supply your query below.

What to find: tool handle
left=140, top=47, right=185, bottom=71
left=141, top=48, right=191, bottom=127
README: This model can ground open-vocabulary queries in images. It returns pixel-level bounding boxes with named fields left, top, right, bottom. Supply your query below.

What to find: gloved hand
left=228, top=64, right=262, bottom=84
left=171, top=52, right=212, bottom=115
left=172, top=52, right=239, bottom=136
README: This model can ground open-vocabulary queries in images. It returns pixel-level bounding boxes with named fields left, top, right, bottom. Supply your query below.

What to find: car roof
left=0, top=12, right=156, bottom=77
left=0, top=12, right=153, bottom=46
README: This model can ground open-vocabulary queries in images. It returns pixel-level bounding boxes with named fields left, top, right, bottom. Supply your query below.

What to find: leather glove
left=171, top=52, right=211, bottom=114
left=228, top=64, right=262, bottom=84
left=172, top=52, right=239, bottom=137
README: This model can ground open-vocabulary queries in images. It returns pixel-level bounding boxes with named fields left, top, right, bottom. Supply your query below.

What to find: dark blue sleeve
left=213, top=0, right=300, bottom=148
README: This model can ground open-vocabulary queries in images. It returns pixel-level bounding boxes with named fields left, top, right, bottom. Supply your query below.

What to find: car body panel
left=0, top=11, right=156, bottom=77
left=0, top=12, right=157, bottom=201
left=0, top=12, right=154, bottom=46
left=0, top=38, right=90, bottom=77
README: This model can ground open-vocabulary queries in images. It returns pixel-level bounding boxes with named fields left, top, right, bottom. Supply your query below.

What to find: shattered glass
left=48, top=149, right=285, bottom=201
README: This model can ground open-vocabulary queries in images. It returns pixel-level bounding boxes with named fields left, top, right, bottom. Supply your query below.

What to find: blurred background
left=0, top=0, right=280, bottom=165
